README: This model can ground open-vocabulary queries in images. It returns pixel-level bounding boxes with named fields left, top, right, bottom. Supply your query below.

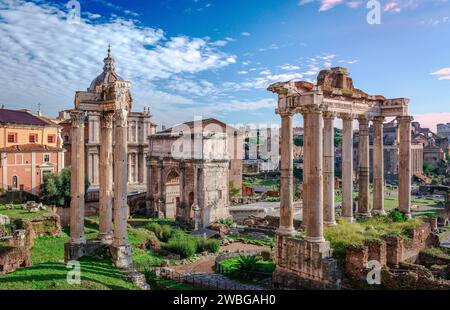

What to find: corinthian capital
left=114, top=109, right=128, bottom=128
left=101, top=112, right=114, bottom=129
left=70, top=110, right=86, bottom=128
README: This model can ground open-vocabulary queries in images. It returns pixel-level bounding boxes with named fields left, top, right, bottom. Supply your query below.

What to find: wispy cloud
left=0, top=0, right=243, bottom=125
left=431, top=68, right=450, bottom=80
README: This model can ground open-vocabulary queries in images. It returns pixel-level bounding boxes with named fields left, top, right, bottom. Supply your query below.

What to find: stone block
left=109, top=243, right=133, bottom=269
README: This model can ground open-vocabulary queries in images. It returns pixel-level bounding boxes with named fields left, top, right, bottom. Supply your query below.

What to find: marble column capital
left=397, top=115, right=414, bottom=123
left=70, top=110, right=86, bottom=128
left=323, top=111, right=336, bottom=120
left=279, top=110, right=295, bottom=118
left=300, top=105, right=323, bottom=116
left=114, top=109, right=129, bottom=128
left=101, top=112, right=115, bottom=129
left=373, top=116, right=385, bottom=124
left=340, top=113, right=354, bottom=121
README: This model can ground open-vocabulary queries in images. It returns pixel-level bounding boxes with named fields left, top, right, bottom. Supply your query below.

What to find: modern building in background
left=0, top=108, right=64, bottom=194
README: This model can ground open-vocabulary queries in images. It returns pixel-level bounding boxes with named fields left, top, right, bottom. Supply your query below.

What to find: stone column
left=69, top=110, right=86, bottom=245
left=341, top=114, right=354, bottom=222
left=112, top=108, right=132, bottom=268
left=302, top=113, right=310, bottom=229
left=278, top=112, right=295, bottom=236
left=372, top=116, right=385, bottom=215
left=323, top=112, right=336, bottom=226
left=306, top=107, right=325, bottom=243
left=98, top=112, right=114, bottom=244
left=398, top=116, right=413, bottom=218
left=357, top=116, right=371, bottom=218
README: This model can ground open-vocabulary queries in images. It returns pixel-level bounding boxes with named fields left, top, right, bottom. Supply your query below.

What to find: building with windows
left=0, top=108, right=64, bottom=194
left=59, top=109, right=156, bottom=190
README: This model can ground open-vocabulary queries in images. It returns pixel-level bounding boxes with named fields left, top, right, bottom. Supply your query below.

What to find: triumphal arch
left=269, top=67, right=413, bottom=289
left=64, top=47, right=132, bottom=268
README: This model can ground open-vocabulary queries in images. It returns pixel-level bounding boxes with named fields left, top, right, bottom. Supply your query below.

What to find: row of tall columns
left=70, top=109, right=131, bottom=252
left=277, top=108, right=413, bottom=243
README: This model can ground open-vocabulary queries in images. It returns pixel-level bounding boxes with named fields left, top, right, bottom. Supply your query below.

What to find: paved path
left=169, top=242, right=271, bottom=290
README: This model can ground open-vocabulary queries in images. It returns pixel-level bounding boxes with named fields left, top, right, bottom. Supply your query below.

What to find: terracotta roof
left=0, top=144, right=62, bottom=153
left=0, top=109, right=51, bottom=127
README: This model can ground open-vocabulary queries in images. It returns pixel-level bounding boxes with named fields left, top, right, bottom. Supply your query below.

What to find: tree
left=294, top=137, right=303, bottom=147
left=40, top=166, right=89, bottom=208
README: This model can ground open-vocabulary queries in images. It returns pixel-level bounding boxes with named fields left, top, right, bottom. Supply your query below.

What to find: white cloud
left=0, top=0, right=237, bottom=125
left=432, top=68, right=450, bottom=75
left=240, top=32, right=251, bottom=36
left=280, top=65, right=301, bottom=70
left=431, top=68, right=450, bottom=81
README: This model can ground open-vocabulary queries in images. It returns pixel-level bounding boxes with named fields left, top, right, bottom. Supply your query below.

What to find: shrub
left=146, top=222, right=162, bottom=239
left=388, top=210, right=408, bottom=223
left=217, top=218, right=234, bottom=228
left=235, top=255, right=262, bottom=276
left=166, top=235, right=197, bottom=258
left=197, top=238, right=220, bottom=253
left=143, top=268, right=158, bottom=286
left=160, top=225, right=174, bottom=242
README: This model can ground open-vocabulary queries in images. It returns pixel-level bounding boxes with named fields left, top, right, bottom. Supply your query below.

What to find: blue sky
left=1, top=0, right=450, bottom=129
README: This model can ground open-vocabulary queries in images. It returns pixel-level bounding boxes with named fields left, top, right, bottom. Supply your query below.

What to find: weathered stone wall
left=13, top=214, right=62, bottom=249
left=273, top=235, right=340, bottom=289
left=344, top=222, right=440, bottom=281
left=0, top=246, right=32, bottom=275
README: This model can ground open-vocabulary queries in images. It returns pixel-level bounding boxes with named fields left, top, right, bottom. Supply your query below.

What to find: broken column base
left=109, top=243, right=133, bottom=269
left=64, top=239, right=108, bottom=262
left=272, top=235, right=341, bottom=290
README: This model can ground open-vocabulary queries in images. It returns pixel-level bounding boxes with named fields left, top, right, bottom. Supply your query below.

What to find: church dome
left=88, top=46, right=125, bottom=92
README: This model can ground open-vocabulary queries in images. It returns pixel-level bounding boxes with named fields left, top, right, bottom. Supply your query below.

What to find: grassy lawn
left=0, top=226, right=139, bottom=290
left=0, top=204, right=47, bottom=220
left=323, top=216, right=423, bottom=262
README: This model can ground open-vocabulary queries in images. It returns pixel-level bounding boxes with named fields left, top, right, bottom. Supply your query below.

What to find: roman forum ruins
left=269, top=67, right=413, bottom=288
left=65, top=47, right=133, bottom=269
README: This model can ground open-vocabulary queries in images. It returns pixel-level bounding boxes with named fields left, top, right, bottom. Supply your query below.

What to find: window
left=7, top=133, right=17, bottom=143
left=12, top=176, right=18, bottom=189
left=43, top=154, right=50, bottom=163
left=47, top=135, right=55, bottom=143
left=29, top=134, right=38, bottom=143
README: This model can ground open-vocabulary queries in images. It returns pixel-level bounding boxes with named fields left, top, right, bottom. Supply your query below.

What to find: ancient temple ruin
left=269, top=67, right=414, bottom=289
left=64, top=47, right=133, bottom=268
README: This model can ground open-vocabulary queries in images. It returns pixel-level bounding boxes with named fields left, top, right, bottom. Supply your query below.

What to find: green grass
left=0, top=204, right=47, bottom=220
left=0, top=226, right=139, bottom=290
left=324, top=216, right=423, bottom=262
left=228, top=236, right=274, bottom=247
